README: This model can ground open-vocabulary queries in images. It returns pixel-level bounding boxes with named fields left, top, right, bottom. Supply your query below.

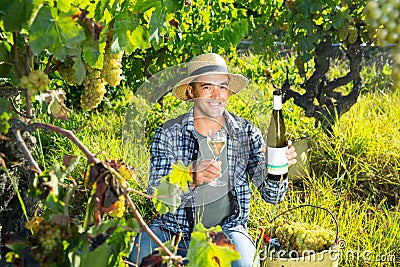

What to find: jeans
left=128, top=225, right=259, bottom=267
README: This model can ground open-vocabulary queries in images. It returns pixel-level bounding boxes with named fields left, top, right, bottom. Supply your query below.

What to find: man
left=129, top=53, right=297, bottom=266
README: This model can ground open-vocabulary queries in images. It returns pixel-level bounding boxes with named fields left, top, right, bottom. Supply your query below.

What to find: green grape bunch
left=19, top=69, right=50, bottom=97
left=347, top=26, right=358, bottom=44
left=364, top=0, right=400, bottom=88
left=101, top=50, right=124, bottom=87
left=269, top=219, right=336, bottom=255
left=364, top=0, right=400, bottom=46
left=338, top=26, right=349, bottom=41
left=27, top=221, right=64, bottom=266
left=81, top=65, right=106, bottom=111
left=58, top=62, right=78, bottom=85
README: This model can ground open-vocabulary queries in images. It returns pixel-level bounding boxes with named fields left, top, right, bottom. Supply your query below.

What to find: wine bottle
left=266, top=89, right=288, bottom=181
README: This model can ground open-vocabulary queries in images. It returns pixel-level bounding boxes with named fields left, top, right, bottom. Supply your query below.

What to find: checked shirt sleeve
left=148, top=126, right=194, bottom=205
left=148, top=127, right=174, bottom=196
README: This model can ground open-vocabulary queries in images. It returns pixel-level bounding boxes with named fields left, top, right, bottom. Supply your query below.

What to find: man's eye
left=202, top=85, right=212, bottom=90
left=220, top=85, right=228, bottom=90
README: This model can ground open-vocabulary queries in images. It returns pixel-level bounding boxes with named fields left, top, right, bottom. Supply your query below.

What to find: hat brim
left=172, top=72, right=249, bottom=101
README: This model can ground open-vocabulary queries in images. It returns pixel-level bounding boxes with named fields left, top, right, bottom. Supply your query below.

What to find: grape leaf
left=57, top=0, right=73, bottom=13
left=30, top=6, right=85, bottom=59
left=187, top=224, right=240, bottom=267
left=163, top=0, right=183, bottom=14
left=111, top=10, right=151, bottom=55
left=130, top=0, right=162, bottom=14
left=80, top=236, right=111, bottom=267
left=0, top=0, right=33, bottom=32
left=73, top=55, right=86, bottom=85
left=149, top=9, right=168, bottom=50
left=94, top=0, right=111, bottom=22
left=42, top=89, right=70, bottom=120
left=168, top=161, right=192, bottom=192
left=82, top=28, right=107, bottom=68
left=152, top=177, right=181, bottom=214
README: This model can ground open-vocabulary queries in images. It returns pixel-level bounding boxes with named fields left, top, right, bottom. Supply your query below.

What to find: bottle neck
left=273, top=94, right=282, bottom=110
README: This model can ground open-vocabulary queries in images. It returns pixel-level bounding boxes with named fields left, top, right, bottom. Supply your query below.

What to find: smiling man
left=129, top=53, right=297, bottom=266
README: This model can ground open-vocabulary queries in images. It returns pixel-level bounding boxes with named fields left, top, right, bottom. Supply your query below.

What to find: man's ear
left=187, top=85, right=194, bottom=99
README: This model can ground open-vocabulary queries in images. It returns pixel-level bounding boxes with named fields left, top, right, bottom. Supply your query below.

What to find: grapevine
left=364, top=0, right=400, bottom=87
left=19, top=69, right=49, bottom=97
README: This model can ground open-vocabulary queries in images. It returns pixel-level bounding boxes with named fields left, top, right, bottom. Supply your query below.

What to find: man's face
left=188, top=74, right=230, bottom=120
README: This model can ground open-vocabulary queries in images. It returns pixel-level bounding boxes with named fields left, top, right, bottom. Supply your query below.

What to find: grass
left=32, top=56, right=400, bottom=266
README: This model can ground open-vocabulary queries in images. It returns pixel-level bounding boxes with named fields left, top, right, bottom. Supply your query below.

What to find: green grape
left=58, top=63, right=78, bottom=84
left=365, top=0, right=400, bottom=45
left=28, top=221, right=64, bottom=267
left=347, top=26, right=358, bottom=44
left=295, top=56, right=305, bottom=76
left=285, top=0, right=297, bottom=12
left=338, top=27, right=349, bottom=41
left=19, top=69, right=49, bottom=97
left=101, top=50, right=123, bottom=86
left=81, top=65, right=106, bottom=111
left=270, top=219, right=336, bottom=254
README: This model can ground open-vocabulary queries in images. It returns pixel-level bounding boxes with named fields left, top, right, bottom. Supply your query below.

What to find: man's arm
left=148, top=127, right=195, bottom=205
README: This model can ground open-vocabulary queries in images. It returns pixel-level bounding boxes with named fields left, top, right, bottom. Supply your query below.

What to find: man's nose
left=210, top=86, right=223, bottom=98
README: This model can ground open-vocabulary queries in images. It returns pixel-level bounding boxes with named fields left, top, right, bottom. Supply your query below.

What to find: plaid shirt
left=148, top=108, right=288, bottom=237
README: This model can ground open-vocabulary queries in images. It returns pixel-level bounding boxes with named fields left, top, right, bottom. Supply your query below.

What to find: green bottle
left=266, top=89, right=288, bottom=181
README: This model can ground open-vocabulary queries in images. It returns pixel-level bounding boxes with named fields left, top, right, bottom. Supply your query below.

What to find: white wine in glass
left=207, top=128, right=227, bottom=186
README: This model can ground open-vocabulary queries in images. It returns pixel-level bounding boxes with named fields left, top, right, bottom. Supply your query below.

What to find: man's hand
left=189, top=159, right=221, bottom=189
left=287, top=140, right=297, bottom=167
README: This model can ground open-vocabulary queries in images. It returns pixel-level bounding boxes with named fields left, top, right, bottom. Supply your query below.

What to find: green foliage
left=0, top=98, right=12, bottom=134
left=152, top=160, right=192, bottom=214
left=0, top=0, right=34, bottom=32
left=30, top=5, right=86, bottom=60
left=249, top=0, right=368, bottom=60
left=187, top=223, right=241, bottom=267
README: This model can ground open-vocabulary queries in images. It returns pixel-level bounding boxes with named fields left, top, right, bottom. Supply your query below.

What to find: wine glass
left=207, top=128, right=227, bottom=186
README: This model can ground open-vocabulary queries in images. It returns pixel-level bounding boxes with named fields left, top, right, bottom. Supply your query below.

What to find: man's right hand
left=190, top=159, right=221, bottom=188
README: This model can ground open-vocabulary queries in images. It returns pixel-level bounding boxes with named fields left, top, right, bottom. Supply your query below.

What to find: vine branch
left=12, top=32, right=22, bottom=78
left=124, top=192, right=182, bottom=266
left=30, top=122, right=99, bottom=164
left=11, top=127, right=42, bottom=173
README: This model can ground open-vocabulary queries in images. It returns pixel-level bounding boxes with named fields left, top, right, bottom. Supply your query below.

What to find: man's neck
left=193, top=113, right=225, bottom=135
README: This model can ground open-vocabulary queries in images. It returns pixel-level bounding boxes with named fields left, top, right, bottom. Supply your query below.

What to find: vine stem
left=12, top=33, right=33, bottom=117
left=30, top=122, right=99, bottom=164
left=12, top=128, right=42, bottom=173
left=124, top=191, right=182, bottom=266
left=12, top=32, right=22, bottom=78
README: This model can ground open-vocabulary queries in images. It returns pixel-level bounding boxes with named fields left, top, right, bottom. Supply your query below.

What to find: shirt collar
left=182, top=107, right=241, bottom=137
left=182, top=108, right=196, bottom=134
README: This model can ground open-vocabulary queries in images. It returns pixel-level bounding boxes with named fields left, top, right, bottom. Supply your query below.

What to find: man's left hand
left=287, top=140, right=297, bottom=167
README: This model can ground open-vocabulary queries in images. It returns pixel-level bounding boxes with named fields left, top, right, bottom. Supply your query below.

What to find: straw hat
left=172, top=53, right=249, bottom=101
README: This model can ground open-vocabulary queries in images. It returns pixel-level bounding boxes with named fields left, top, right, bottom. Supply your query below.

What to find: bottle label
left=273, top=94, right=282, bottom=110
left=267, top=146, right=288, bottom=175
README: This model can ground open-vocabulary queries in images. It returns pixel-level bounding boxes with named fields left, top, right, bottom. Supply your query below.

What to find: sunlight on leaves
left=187, top=223, right=240, bottom=267
left=152, top=177, right=181, bottom=214
left=168, top=161, right=192, bottom=192
left=30, top=6, right=85, bottom=59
